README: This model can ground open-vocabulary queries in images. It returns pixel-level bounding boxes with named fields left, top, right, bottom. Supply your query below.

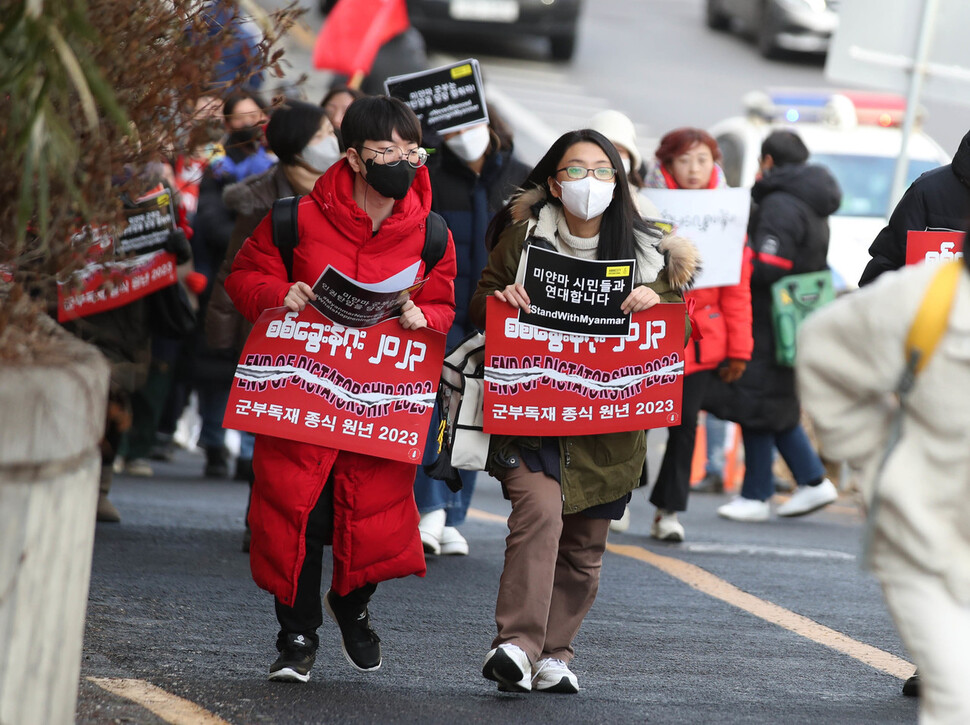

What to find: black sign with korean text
left=309, top=263, right=427, bottom=329
left=384, top=59, right=488, bottom=135
left=519, top=246, right=636, bottom=337
left=116, top=186, right=177, bottom=256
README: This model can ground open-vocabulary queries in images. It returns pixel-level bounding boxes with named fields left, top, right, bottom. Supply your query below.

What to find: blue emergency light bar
left=745, top=88, right=909, bottom=128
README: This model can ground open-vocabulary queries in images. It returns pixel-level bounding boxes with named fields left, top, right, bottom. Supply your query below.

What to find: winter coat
left=469, top=187, right=698, bottom=513
left=189, top=164, right=263, bottom=385
left=798, top=261, right=970, bottom=603
left=225, top=159, right=457, bottom=603
left=205, top=165, right=294, bottom=352
left=63, top=302, right=151, bottom=396
left=643, top=163, right=753, bottom=374
left=859, top=130, right=970, bottom=285
left=713, top=162, right=841, bottom=432
left=427, top=144, right=529, bottom=348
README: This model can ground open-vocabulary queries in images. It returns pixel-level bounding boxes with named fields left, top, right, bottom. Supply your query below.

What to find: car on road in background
left=705, top=0, right=839, bottom=58
left=710, top=89, right=951, bottom=289
left=406, top=0, right=584, bottom=61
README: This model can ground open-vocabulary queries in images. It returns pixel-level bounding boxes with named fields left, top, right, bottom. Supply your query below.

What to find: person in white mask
left=587, top=109, right=662, bottom=232
left=415, top=109, right=530, bottom=558
left=470, top=128, right=698, bottom=694
left=587, top=110, right=643, bottom=185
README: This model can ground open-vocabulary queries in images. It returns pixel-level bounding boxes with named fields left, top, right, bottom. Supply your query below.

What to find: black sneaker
left=902, top=670, right=920, bottom=697
left=269, top=634, right=316, bottom=683
left=691, top=472, right=724, bottom=494
left=324, top=589, right=382, bottom=672
left=234, top=456, right=254, bottom=482
left=204, top=446, right=230, bottom=478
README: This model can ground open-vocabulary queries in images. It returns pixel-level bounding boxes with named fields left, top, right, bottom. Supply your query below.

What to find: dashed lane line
left=467, top=507, right=912, bottom=680
left=88, top=678, right=229, bottom=725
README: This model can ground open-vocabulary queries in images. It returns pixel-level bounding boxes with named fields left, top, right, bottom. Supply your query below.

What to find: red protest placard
left=483, top=297, right=685, bottom=436
left=57, top=249, right=178, bottom=322
left=905, top=230, right=964, bottom=266
left=223, top=305, right=447, bottom=464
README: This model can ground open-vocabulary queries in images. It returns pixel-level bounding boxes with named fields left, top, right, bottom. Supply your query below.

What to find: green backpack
left=770, top=269, right=836, bottom=366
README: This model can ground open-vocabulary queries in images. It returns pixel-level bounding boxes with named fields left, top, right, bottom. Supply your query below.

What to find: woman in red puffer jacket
left=643, top=127, right=753, bottom=542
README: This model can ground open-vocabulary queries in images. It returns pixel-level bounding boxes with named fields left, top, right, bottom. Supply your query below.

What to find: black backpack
left=270, top=195, right=449, bottom=282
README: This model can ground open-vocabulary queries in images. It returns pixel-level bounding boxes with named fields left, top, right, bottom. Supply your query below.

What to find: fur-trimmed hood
left=509, top=185, right=699, bottom=290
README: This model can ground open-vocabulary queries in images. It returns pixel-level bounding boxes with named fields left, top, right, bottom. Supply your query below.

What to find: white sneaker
left=532, top=657, right=579, bottom=694
left=418, top=509, right=446, bottom=556
left=609, top=507, right=631, bottom=533
left=439, top=526, right=469, bottom=555
left=124, top=458, right=154, bottom=477
left=717, top=496, right=770, bottom=522
left=650, top=510, right=685, bottom=542
left=777, top=478, right=838, bottom=517
left=482, top=643, right=532, bottom=692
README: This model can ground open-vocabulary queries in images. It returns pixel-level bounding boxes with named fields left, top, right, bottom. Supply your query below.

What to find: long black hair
left=484, top=129, right=656, bottom=258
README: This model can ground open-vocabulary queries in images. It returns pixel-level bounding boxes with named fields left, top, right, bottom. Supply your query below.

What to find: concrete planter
left=0, top=318, right=109, bottom=725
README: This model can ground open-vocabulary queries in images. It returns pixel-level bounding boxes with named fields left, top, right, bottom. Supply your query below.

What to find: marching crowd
left=65, top=40, right=970, bottom=721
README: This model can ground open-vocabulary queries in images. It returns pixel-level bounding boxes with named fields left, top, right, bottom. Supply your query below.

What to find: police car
left=709, top=89, right=951, bottom=289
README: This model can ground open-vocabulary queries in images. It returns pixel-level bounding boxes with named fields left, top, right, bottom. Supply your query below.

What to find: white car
left=709, top=89, right=951, bottom=289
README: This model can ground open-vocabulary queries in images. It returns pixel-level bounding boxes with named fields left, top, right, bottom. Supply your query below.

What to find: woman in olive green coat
left=473, top=129, right=697, bottom=694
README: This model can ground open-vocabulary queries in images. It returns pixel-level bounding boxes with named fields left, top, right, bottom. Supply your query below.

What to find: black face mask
left=227, top=125, right=263, bottom=150
left=363, top=158, right=417, bottom=200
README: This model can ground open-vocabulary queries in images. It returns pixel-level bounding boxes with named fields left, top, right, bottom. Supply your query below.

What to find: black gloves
left=166, top=228, right=192, bottom=265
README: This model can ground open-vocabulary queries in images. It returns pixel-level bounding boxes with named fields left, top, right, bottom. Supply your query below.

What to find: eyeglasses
left=557, top=166, right=616, bottom=181
left=362, top=145, right=429, bottom=168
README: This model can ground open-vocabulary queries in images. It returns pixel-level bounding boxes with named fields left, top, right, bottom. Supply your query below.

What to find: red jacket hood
left=309, top=157, right=433, bottom=244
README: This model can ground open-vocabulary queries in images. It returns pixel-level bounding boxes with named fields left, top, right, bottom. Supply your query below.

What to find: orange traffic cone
left=721, top=422, right=744, bottom=493
left=689, top=417, right=707, bottom=485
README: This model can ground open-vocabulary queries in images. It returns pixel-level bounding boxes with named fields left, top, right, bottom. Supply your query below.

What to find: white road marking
left=680, top=542, right=857, bottom=560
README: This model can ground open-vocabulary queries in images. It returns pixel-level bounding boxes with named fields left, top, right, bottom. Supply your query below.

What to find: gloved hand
left=166, top=228, right=192, bottom=265
left=718, top=358, right=747, bottom=383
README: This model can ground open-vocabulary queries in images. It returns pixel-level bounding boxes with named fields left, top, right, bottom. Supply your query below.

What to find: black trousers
left=650, top=370, right=716, bottom=513
left=274, top=479, right=376, bottom=650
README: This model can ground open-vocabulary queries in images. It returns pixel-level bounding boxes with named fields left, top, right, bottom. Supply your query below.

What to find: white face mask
left=298, top=134, right=342, bottom=173
left=557, top=177, right=615, bottom=221
left=444, top=124, right=491, bottom=163
left=621, top=157, right=631, bottom=174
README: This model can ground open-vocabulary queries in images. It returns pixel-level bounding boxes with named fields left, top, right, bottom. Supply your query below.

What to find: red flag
left=312, top=0, right=410, bottom=80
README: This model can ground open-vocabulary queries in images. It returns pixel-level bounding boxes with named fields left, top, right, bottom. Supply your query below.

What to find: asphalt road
left=258, top=0, right=967, bottom=165
left=76, top=445, right=918, bottom=724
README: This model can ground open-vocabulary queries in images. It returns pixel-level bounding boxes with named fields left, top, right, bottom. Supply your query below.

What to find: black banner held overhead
left=519, top=246, right=636, bottom=338
left=384, top=59, right=488, bottom=135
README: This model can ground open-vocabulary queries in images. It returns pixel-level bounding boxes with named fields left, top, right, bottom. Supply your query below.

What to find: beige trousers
left=880, top=569, right=970, bottom=725
left=493, top=463, right=611, bottom=665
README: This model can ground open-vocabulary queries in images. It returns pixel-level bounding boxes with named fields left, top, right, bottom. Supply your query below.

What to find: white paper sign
left=639, top=187, right=751, bottom=290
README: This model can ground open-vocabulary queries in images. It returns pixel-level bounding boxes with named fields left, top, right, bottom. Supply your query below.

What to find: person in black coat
left=174, top=91, right=272, bottom=479
left=414, top=107, right=529, bottom=556
left=859, top=129, right=970, bottom=286
left=715, top=130, right=843, bottom=523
